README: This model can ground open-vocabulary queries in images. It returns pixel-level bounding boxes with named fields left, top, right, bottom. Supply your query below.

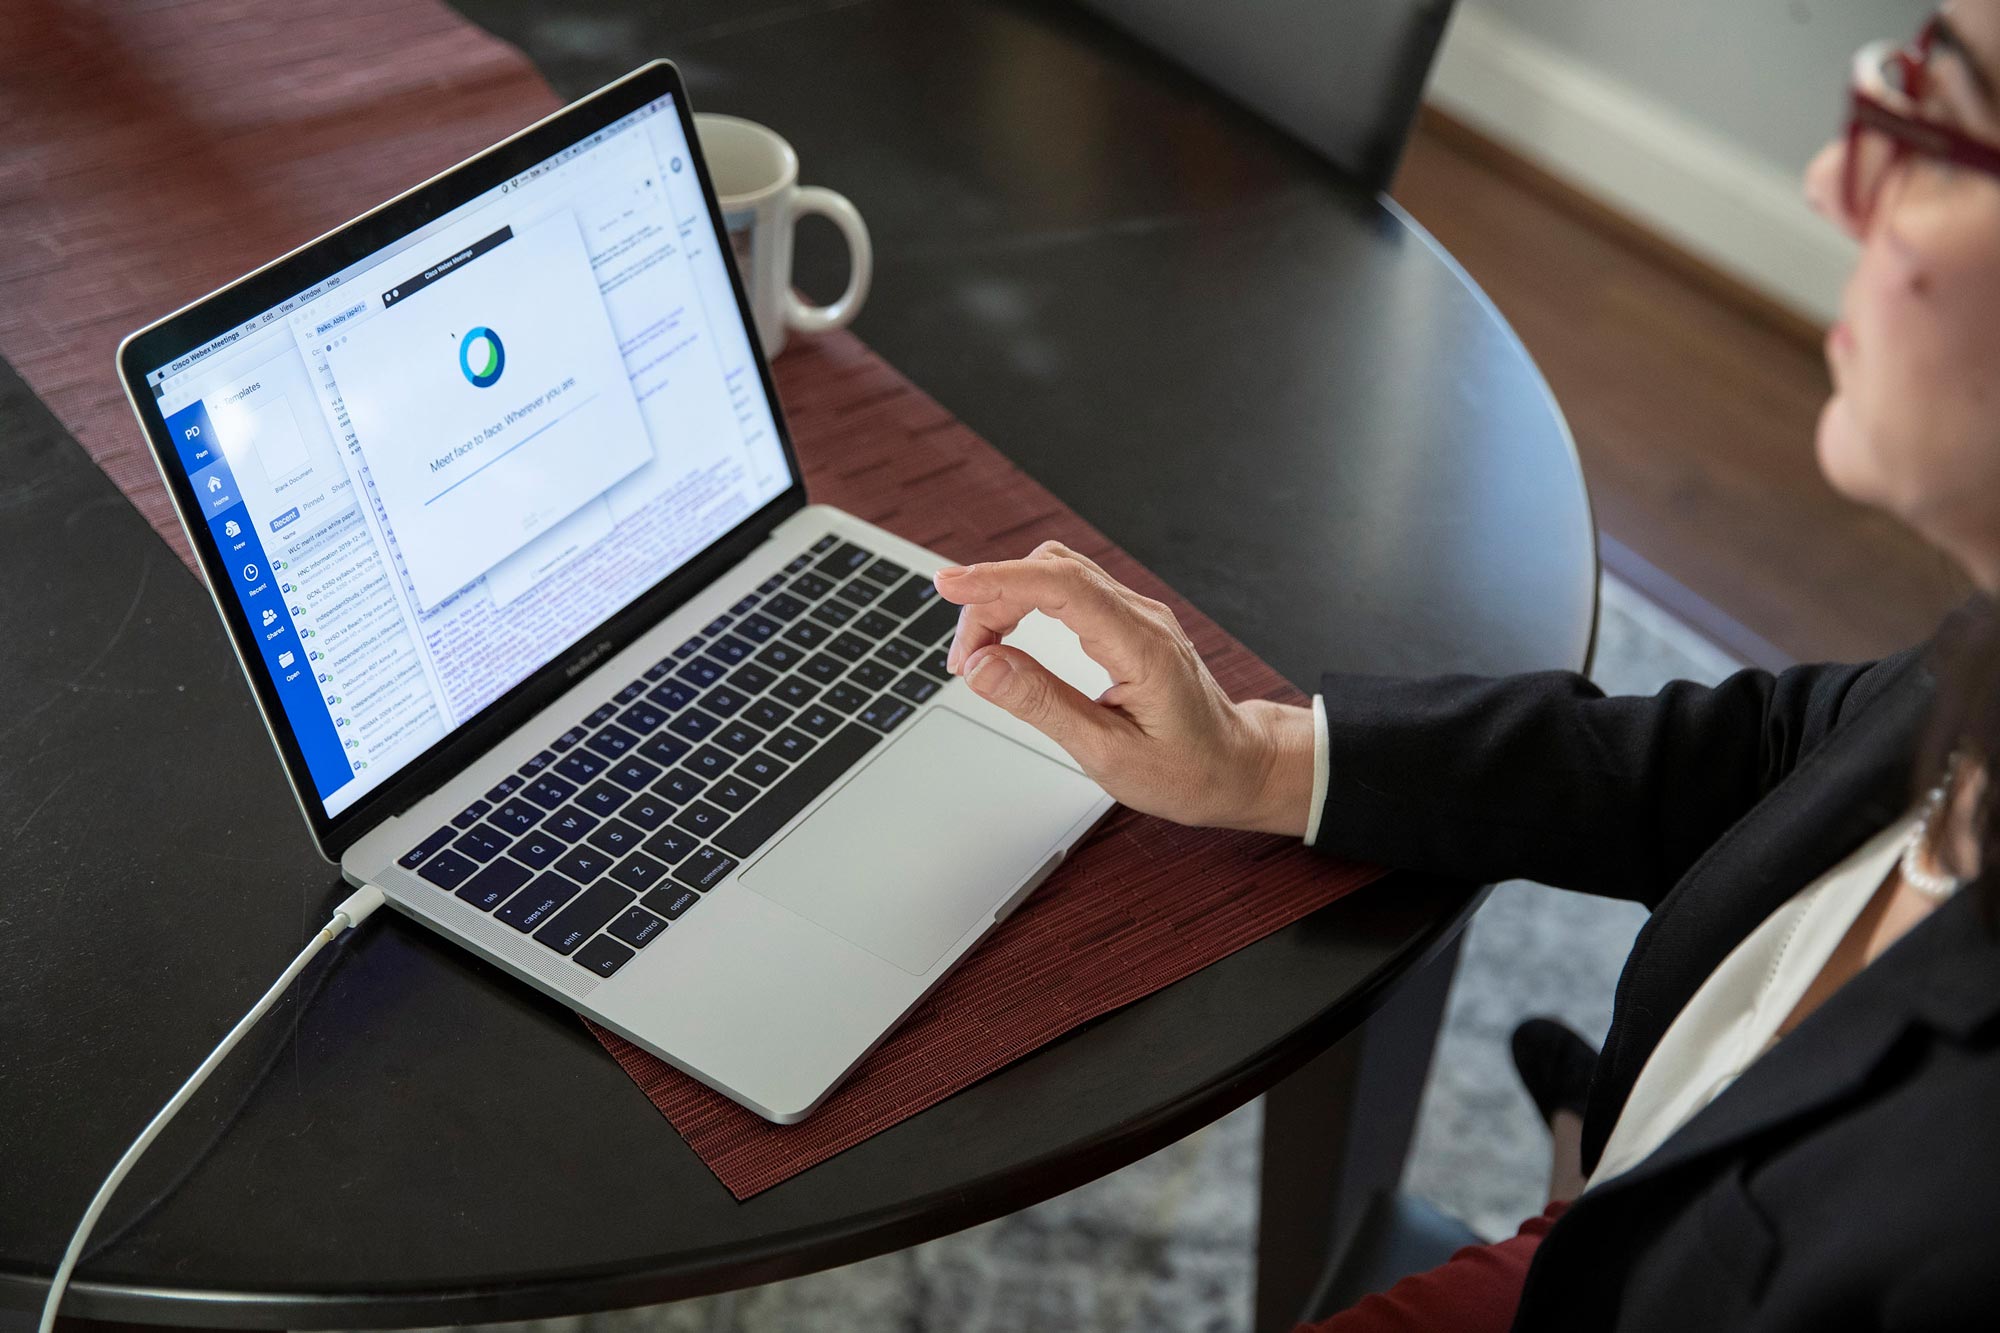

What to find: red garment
left=1296, top=1201, right=1569, bottom=1333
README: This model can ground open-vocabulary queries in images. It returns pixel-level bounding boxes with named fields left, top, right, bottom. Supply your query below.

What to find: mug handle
left=784, top=186, right=873, bottom=335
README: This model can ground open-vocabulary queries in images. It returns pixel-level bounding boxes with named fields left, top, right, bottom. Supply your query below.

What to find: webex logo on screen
left=458, top=326, right=506, bottom=388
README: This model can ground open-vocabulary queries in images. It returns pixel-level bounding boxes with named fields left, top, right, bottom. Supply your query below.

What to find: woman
left=931, top=5, right=2000, bottom=1328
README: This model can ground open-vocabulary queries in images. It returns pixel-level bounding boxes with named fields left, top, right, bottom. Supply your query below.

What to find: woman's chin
left=1814, top=395, right=1881, bottom=507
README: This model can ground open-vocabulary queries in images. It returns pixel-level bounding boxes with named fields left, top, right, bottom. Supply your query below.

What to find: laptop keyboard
left=393, top=534, right=959, bottom=979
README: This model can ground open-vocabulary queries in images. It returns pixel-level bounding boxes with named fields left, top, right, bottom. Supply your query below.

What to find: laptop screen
left=144, top=92, right=793, bottom=819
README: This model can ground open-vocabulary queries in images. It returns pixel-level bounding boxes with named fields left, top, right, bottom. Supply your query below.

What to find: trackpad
left=739, top=707, right=1104, bottom=975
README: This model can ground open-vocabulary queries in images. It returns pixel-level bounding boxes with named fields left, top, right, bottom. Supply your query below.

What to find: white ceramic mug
left=694, top=113, right=872, bottom=359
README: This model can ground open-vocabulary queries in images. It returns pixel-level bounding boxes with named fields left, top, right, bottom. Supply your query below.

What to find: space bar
left=714, top=723, right=882, bottom=858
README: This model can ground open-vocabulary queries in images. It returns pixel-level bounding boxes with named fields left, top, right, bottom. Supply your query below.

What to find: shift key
left=533, top=882, right=636, bottom=956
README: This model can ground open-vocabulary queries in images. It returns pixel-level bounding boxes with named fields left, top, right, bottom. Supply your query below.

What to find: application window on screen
left=149, top=96, right=791, bottom=818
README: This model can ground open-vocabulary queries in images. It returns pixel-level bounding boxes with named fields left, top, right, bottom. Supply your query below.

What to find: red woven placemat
left=1, top=0, right=1381, bottom=1202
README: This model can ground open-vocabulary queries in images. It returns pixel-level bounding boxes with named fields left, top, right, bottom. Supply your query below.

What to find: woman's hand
left=934, top=541, right=1317, bottom=836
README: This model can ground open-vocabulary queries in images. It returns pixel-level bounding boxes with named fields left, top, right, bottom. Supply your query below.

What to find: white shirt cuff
left=1304, top=693, right=1329, bottom=847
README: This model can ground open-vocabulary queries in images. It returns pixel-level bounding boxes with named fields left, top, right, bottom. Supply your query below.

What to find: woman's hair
left=1914, top=593, right=2000, bottom=922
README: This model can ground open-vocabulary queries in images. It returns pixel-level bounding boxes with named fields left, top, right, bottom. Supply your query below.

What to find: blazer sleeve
left=1310, top=647, right=1923, bottom=910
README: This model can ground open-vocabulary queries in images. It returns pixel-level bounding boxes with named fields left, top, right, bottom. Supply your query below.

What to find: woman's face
left=1807, top=2, right=2000, bottom=591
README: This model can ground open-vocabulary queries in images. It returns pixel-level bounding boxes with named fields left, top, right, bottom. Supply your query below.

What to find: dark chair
left=1076, top=0, right=1458, bottom=191
left=1301, top=1189, right=1483, bottom=1322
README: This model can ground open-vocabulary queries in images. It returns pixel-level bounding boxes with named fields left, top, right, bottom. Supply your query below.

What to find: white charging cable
left=38, top=884, right=388, bottom=1333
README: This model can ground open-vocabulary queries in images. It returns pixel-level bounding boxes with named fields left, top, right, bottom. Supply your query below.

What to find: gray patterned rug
left=368, top=574, right=1742, bottom=1333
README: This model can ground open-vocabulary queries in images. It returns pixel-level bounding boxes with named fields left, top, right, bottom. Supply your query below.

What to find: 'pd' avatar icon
left=458, top=326, right=505, bottom=388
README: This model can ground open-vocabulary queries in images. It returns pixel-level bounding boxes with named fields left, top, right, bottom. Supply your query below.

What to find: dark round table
left=0, top=2, right=1595, bottom=1330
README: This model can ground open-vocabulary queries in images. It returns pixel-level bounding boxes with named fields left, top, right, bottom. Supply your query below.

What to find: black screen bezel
left=116, top=61, right=807, bottom=861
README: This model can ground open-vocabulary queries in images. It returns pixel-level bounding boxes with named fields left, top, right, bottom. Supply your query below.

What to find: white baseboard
left=1425, top=5, right=1856, bottom=326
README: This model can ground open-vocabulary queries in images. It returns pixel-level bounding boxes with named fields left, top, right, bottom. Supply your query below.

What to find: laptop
left=117, top=61, right=1115, bottom=1124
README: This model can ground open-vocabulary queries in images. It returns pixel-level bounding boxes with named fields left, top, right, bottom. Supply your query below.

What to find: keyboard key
left=655, top=769, right=710, bottom=804
left=736, top=751, right=791, bottom=786
left=619, top=701, right=668, bottom=734
left=552, top=845, right=616, bottom=884
left=814, top=541, right=873, bottom=578
left=708, top=634, right=753, bottom=665
left=784, top=553, right=813, bottom=573
left=675, top=656, right=726, bottom=689
left=809, top=599, right=856, bottom=628
left=716, top=721, right=766, bottom=756
left=607, top=757, right=663, bottom=791
left=729, top=594, right=761, bottom=617
left=587, top=819, right=643, bottom=858
left=453, top=825, right=510, bottom=863
left=782, top=619, right=831, bottom=650
left=614, top=679, right=647, bottom=704
left=648, top=680, right=697, bottom=712
left=673, top=635, right=705, bottom=660
left=836, top=578, right=881, bottom=607
left=496, top=872, right=583, bottom=931
left=905, top=598, right=959, bottom=645
left=708, top=776, right=758, bottom=813
left=757, top=573, right=785, bottom=594
left=417, top=849, right=478, bottom=890
left=644, top=659, right=675, bottom=681
left=810, top=533, right=839, bottom=553
left=585, top=703, right=619, bottom=728
left=848, top=659, right=897, bottom=692
left=856, top=610, right=900, bottom=641
left=790, top=572, right=835, bottom=600
left=399, top=826, right=455, bottom=869
left=774, top=676, right=821, bottom=707
left=685, top=744, right=736, bottom=778
left=672, top=800, right=729, bottom=838
left=576, top=780, right=630, bottom=818
left=875, top=637, right=921, bottom=668
left=667, top=707, right=721, bottom=743
left=641, top=887, right=698, bottom=921
left=762, top=592, right=810, bottom=621
left=860, top=556, right=909, bottom=586
left=490, top=801, right=542, bottom=835
left=641, top=827, right=698, bottom=865
left=860, top=694, right=915, bottom=733
left=800, top=653, right=845, bottom=685
left=702, top=616, right=733, bottom=638
left=729, top=661, right=778, bottom=694
left=457, top=857, right=531, bottom=911
left=554, top=752, right=606, bottom=785
left=671, top=846, right=739, bottom=892
left=583, top=724, right=639, bottom=760
left=714, top=723, right=881, bottom=858
left=796, top=705, right=842, bottom=739
left=484, top=775, right=524, bottom=802
left=619, top=794, right=674, bottom=831
left=552, top=726, right=587, bottom=752
left=450, top=800, right=491, bottom=830
left=609, top=852, right=672, bottom=893
left=738, top=613, right=782, bottom=642
left=543, top=805, right=602, bottom=842
left=826, top=631, right=873, bottom=663
left=607, top=906, right=667, bottom=948
left=823, top=682, right=870, bottom=714
left=699, top=685, right=748, bottom=718
left=893, top=673, right=941, bottom=704
left=876, top=574, right=935, bottom=619
left=574, top=935, right=636, bottom=977
left=919, top=648, right=953, bottom=682
left=534, top=882, right=636, bottom=955
left=638, top=734, right=691, bottom=769
left=755, top=640, right=804, bottom=671
left=512, top=833, right=564, bottom=869
left=744, top=698, right=793, bottom=732
left=518, top=749, right=556, bottom=776
left=768, top=727, right=816, bottom=760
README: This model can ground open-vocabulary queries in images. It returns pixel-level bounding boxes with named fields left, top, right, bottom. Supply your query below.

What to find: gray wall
left=1460, top=0, right=1932, bottom=173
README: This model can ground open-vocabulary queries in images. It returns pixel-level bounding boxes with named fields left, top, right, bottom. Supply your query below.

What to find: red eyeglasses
left=1845, top=16, right=2000, bottom=226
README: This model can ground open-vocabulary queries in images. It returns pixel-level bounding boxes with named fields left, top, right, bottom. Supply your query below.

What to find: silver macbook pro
left=117, top=62, right=1114, bottom=1123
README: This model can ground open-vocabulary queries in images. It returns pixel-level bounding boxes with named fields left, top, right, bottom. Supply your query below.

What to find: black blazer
left=1313, top=603, right=2000, bottom=1330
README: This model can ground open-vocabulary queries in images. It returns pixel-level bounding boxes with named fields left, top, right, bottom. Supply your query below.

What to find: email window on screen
left=324, top=213, right=652, bottom=611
